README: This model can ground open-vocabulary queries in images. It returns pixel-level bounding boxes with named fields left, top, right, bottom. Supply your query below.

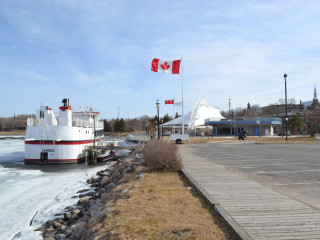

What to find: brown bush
left=143, top=139, right=183, bottom=172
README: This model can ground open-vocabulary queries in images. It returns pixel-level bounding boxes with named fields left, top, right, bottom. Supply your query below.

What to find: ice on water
left=0, top=139, right=108, bottom=240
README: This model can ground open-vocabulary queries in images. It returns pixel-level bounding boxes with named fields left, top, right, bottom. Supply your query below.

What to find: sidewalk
left=180, top=145, right=320, bottom=240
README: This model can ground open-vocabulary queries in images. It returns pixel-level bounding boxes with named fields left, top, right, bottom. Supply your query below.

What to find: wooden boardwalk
left=180, top=145, right=320, bottom=240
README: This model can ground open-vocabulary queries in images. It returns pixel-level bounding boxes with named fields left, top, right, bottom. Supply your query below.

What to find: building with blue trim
left=205, top=117, right=282, bottom=136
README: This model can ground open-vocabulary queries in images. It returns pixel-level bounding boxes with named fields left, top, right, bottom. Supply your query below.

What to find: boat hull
left=24, top=139, right=100, bottom=164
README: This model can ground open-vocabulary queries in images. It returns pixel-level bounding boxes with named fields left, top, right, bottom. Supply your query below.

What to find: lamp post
left=284, top=73, right=288, bottom=141
left=228, top=99, right=231, bottom=119
left=156, top=99, right=160, bottom=139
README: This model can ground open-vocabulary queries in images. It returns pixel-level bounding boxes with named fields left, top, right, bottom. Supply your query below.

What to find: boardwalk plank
left=180, top=145, right=320, bottom=240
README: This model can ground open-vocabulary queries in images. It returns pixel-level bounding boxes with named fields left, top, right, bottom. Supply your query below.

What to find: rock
left=77, top=188, right=89, bottom=193
left=54, top=218, right=63, bottom=223
left=60, top=224, right=67, bottom=231
left=46, top=226, right=55, bottom=232
left=64, top=212, right=72, bottom=220
left=55, top=233, right=66, bottom=240
left=93, top=192, right=100, bottom=198
left=64, top=229, right=72, bottom=238
left=70, top=222, right=86, bottom=240
left=78, top=196, right=92, bottom=204
left=71, top=214, right=79, bottom=220
left=35, top=226, right=46, bottom=233
left=79, top=192, right=93, bottom=198
left=112, top=209, right=120, bottom=215
left=43, top=229, right=57, bottom=239
left=102, top=230, right=113, bottom=239
left=132, top=184, right=138, bottom=189
left=52, top=221, right=61, bottom=229
left=101, top=176, right=109, bottom=187
left=81, top=215, right=90, bottom=222
left=123, top=166, right=132, bottom=174
left=45, top=220, right=53, bottom=227
left=72, top=209, right=81, bottom=215
left=54, top=213, right=64, bottom=217
left=121, top=189, right=129, bottom=194
left=138, top=174, right=145, bottom=180
left=65, top=206, right=75, bottom=212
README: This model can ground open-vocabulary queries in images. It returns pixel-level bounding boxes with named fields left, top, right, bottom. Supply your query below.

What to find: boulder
left=52, top=221, right=61, bottom=229
left=72, top=209, right=81, bottom=215
left=70, top=222, right=86, bottom=240
left=78, top=196, right=92, bottom=204
left=55, top=233, right=66, bottom=240
left=101, top=176, right=109, bottom=187
left=64, top=212, right=72, bottom=220
left=64, top=229, right=72, bottom=238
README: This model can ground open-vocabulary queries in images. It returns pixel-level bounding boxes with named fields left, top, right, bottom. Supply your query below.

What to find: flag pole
left=173, top=97, right=175, bottom=133
left=181, top=57, right=184, bottom=134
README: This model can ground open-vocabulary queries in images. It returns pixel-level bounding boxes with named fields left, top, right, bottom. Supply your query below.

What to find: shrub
left=143, top=139, right=183, bottom=172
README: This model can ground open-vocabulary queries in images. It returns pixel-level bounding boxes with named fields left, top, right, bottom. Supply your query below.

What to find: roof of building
left=161, top=99, right=225, bottom=129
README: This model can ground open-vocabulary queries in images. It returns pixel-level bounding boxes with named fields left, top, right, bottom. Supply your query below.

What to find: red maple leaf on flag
left=161, top=62, right=170, bottom=70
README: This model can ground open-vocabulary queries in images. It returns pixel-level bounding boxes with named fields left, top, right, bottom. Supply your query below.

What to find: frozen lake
left=0, top=138, right=120, bottom=240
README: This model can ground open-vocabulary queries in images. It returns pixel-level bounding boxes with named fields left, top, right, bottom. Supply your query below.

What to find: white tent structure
left=161, top=99, right=225, bottom=134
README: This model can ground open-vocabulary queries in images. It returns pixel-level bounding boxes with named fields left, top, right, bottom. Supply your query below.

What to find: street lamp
left=284, top=73, right=288, bottom=141
left=156, top=99, right=160, bottom=139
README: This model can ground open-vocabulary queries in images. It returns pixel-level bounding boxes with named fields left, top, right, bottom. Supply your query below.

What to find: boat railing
left=72, top=119, right=104, bottom=128
left=27, top=117, right=37, bottom=126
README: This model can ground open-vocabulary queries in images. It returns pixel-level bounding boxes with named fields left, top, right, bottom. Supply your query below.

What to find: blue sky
left=1, top=0, right=320, bottom=119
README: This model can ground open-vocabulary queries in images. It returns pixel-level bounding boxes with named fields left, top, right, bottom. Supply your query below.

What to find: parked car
left=278, top=130, right=291, bottom=136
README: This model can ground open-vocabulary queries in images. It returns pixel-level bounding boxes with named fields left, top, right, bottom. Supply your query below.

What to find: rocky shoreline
left=37, top=147, right=145, bottom=240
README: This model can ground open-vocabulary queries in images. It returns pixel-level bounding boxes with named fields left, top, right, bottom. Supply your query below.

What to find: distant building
left=306, top=87, right=320, bottom=111
left=205, top=117, right=281, bottom=136
left=262, top=87, right=320, bottom=117
left=261, top=104, right=304, bottom=117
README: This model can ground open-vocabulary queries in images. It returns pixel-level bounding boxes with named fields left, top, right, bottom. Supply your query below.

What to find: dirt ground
left=94, top=170, right=239, bottom=240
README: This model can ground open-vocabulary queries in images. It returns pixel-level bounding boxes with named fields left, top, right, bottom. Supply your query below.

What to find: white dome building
left=161, top=99, right=225, bottom=135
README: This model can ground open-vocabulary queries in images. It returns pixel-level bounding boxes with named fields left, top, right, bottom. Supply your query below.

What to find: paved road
left=188, top=141, right=320, bottom=209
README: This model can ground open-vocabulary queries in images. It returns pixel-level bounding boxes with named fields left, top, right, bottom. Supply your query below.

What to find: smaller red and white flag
left=165, top=99, right=174, bottom=105
left=151, top=58, right=181, bottom=74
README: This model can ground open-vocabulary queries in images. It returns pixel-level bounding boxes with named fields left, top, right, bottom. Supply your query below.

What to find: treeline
left=103, top=113, right=180, bottom=133
left=1, top=113, right=181, bottom=133
left=0, top=114, right=34, bottom=131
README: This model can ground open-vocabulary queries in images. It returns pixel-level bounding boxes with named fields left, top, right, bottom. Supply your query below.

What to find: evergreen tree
left=288, top=115, right=302, bottom=134
left=114, top=118, right=120, bottom=132
left=118, top=118, right=126, bottom=132
left=162, top=113, right=172, bottom=123
left=103, top=119, right=112, bottom=132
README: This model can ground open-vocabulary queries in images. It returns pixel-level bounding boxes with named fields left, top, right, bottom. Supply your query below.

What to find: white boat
left=24, top=99, right=104, bottom=164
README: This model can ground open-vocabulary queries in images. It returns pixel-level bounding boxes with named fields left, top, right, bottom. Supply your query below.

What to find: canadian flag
left=151, top=58, right=181, bottom=74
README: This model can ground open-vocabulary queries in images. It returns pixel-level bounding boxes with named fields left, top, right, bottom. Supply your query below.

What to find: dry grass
left=143, top=139, right=183, bottom=172
left=94, top=170, right=239, bottom=240
left=0, top=130, right=25, bottom=135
